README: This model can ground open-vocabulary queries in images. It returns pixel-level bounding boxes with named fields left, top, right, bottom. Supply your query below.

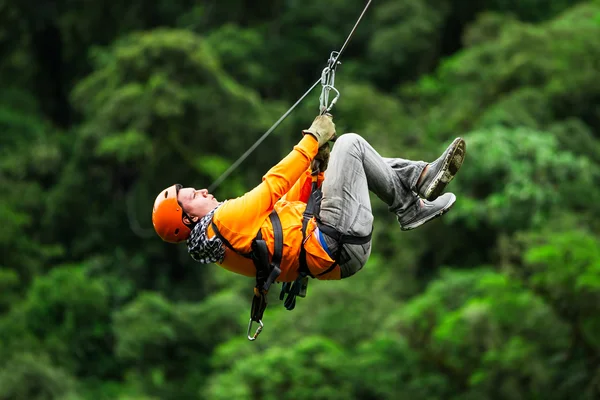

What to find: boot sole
left=423, top=138, right=466, bottom=201
left=401, top=194, right=456, bottom=231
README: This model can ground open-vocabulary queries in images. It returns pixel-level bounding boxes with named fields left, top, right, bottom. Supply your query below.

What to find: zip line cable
left=207, top=0, right=373, bottom=193
left=207, top=78, right=321, bottom=193
left=335, top=0, right=373, bottom=63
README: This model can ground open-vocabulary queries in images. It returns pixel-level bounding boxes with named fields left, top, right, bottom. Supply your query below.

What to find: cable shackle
left=319, top=51, right=342, bottom=114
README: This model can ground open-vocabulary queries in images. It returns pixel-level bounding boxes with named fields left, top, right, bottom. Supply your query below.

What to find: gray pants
left=318, top=133, right=426, bottom=278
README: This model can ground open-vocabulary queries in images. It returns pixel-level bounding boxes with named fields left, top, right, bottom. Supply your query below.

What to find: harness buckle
left=247, top=318, right=264, bottom=341
left=297, top=276, right=309, bottom=298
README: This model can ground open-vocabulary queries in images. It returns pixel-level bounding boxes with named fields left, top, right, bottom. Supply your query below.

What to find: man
left=152, top=114, right=466, bottom=282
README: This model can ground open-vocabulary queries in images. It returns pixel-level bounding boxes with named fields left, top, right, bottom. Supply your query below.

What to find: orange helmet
left=152, top=184, right=193, bottom=243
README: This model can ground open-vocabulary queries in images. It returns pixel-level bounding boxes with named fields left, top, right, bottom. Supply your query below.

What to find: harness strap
left=313, top=220, right=372, bottom=277
left=317, top=220, right=372, bottom=245
left=211, top=211, right=283, bottom=341
left=270, top=211, right=284, bottom=269
left=211, top=221, right=253, bottom=259
left=279, top=176, right=322, bottom=310
left=256, top=211, right=284, bottom=293
left=248, top=211, right=284, bottom=340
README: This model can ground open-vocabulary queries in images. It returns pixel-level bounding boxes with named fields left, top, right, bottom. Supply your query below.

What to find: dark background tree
left=1, top=1, right=599, bottom=399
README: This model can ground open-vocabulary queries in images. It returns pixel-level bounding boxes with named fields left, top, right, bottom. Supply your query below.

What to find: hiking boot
left=397, top=192, right=456, bottom=231
left=417, top=137, right=466, bottom=201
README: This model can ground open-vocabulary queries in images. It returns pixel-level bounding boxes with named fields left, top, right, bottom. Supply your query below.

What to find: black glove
left=311, top=143, right=330, bottom=172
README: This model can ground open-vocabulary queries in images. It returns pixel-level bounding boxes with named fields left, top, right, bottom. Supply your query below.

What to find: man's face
left=176, top=185, right=219, bottom=222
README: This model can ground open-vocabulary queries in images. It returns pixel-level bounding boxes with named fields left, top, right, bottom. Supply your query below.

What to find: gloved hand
left=303, top=114, right=336, bottom=147
left=311, top=143, right=330, bottom=172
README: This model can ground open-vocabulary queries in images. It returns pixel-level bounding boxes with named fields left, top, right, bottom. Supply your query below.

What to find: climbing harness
left=207, top=0, right=373, bottom=341
left=210, top=162, right=329, bottom=341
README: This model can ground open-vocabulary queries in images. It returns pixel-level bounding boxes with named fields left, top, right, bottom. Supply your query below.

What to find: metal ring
left=247, top=318, right=264, bottom=341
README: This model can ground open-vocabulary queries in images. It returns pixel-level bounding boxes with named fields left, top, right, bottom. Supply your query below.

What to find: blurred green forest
left=1, top=0, right=600, bottom=399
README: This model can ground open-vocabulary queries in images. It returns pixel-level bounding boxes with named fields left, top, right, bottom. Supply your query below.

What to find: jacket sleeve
left=213, top=134, right=319, bottom=247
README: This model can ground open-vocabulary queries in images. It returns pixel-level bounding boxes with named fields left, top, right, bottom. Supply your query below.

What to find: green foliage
left=403, top=2, right=600, bottom=143
left=1, top=0, right=600, bottom=399
left=449, top=126, right=600, bottom=232
left=487, top=0, right=582, bottom=22
left=524, top=229, right=600, bottom=351
left=0, top=353, right=80, bottom=400
left=0, top=266, right=114, bottom=378
left=72, top=28, right=271, bottom=171
left=112, top=290, right=245, bottom=399
left=391, top=269, right=571, bottom=399
left=207, top=336, right=353, bottom=400
left=348, top=333, right=450, bottom=400
left=367, top=0, right=451, bottom=84
left=0, top=89, right=64, bottom=285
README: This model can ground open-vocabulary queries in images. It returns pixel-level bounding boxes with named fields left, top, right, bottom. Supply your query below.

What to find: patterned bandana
left=187, top=203, right=225, bottom=264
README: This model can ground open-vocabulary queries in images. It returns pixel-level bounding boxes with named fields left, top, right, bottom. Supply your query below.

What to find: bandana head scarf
left=187, top=204, right=225, bottom=264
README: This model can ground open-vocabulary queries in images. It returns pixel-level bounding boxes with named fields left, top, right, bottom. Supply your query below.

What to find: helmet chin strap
left=175, top=183, right=198, bottom=230
left=181, top=212, right=197, bottom=229
left=183, top=201, right=223, bottom=230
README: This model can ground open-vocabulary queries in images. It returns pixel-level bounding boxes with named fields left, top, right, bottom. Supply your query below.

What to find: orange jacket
left=206, top=135, right=340, bottom=281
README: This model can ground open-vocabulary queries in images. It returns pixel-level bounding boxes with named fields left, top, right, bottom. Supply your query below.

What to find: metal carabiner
left=319, top=52, right=342, bottom=114
left=247, top=318, right=264, bottom=341
left=320, top=85, right=340, bottom=114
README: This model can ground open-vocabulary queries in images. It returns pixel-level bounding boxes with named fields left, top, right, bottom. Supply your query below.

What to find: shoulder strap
left=269, top=211, right=283, bottom=268
left=279, top=183, right=320, bottom=310
left=255, top=210, right=283, bottom=291
left=211, top=220, right=253, bottom=259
